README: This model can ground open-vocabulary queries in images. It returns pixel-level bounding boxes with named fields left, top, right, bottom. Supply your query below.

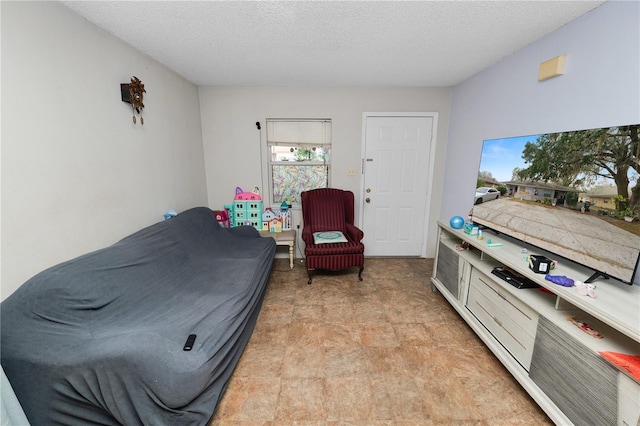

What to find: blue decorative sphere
left=449, top=215, right=465, bottom=229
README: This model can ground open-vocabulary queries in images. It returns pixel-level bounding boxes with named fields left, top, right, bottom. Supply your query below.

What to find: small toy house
left=262, top=208, right=278, bottom=223
left=231, top=187, right=263, bottom=229
left=279, top=201, right=292, bottom=230
left=268, top=218, right=282, bottom=233
left=213, top=210, right=230, bottom=228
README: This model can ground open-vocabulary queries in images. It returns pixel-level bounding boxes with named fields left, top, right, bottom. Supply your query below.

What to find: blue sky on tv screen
left=479, top=135, right=537, bottom=182
left=480, top=130, right=633, bottom=186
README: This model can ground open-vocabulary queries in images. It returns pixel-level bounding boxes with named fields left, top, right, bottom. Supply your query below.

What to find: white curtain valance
left=266, top=119, right=331, bottom=146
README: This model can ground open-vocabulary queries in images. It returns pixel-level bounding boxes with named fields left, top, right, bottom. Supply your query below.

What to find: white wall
left=199, top=86, right=451, bottom=257
left=1, top=2, right=208, bottom=300
left=442, top=1, right=640, bottom=222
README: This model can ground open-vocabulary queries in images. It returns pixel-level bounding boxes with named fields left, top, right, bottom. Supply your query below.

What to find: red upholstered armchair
left=301, top=188, right=365, bottom=285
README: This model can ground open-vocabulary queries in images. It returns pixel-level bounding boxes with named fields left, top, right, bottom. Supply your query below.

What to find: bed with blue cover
left=1, top=207, right=276, bottom=425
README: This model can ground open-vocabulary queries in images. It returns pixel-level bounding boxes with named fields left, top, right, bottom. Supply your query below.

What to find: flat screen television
left=472, top=124, right=640, bottom=286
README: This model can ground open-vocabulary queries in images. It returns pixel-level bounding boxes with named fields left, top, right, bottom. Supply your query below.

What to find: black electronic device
left=491, top=267, right=540, bottom=289
left=183, top=334, right=197, bottom=351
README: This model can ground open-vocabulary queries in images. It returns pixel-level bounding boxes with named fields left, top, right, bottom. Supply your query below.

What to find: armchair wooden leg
left=307, top=269, right=313, bottom=285
left=358, top=266, right=364, bottom=281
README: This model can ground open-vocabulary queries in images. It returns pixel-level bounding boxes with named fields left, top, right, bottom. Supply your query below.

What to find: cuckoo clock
left=121, top=76, right=146, bottom=125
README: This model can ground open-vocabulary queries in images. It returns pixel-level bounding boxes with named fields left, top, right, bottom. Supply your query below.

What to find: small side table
left=259, top=229, right=296, bottom=269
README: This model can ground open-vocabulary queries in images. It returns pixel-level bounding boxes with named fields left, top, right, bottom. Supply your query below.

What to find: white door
left=361, top=115, right=434, bottom=256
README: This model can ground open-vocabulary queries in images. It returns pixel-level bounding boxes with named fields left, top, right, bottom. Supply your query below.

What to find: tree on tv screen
left=517, top=124, right=639, bottom=208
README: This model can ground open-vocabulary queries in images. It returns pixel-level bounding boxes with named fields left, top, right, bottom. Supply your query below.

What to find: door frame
left=359, top=112, right=439, bottom=257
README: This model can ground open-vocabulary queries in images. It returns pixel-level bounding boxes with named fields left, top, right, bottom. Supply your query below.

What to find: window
left=266, top=119, right=331, bottom=206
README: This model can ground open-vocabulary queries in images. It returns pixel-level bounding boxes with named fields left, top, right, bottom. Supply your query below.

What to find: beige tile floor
left=210, top=258, right=552, bottom=425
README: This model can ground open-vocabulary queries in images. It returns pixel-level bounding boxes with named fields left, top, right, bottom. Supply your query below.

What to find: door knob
left=365, top=197, right=371, bottom=203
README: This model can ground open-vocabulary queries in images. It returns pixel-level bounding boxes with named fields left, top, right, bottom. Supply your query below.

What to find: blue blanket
left=1, top=207, right=276, bottom=425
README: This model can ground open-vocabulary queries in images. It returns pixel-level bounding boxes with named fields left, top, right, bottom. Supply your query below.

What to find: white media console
left=431, top=221, right=640, bottom=425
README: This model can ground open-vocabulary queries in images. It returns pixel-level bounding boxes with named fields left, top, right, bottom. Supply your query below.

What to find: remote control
left=183, top=334, right=197, bottom=351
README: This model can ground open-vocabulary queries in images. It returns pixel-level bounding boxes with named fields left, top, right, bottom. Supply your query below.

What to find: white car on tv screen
left=475, top=187, right=500, bottom=204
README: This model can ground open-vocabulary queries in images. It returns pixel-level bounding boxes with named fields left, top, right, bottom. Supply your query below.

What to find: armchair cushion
left=313, top=231, right=348, bottom=244
left=305, top=239, right=363, bottom=256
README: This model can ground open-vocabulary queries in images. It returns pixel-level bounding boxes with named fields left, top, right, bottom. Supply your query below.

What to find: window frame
left=265, top=118, right=332, bottom=208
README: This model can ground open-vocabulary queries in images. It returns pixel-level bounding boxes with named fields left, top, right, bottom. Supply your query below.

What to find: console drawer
left=466, top=268, right=539, bottom=369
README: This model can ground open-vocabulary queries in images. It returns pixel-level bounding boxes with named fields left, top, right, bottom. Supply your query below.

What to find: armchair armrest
left=345, top=223, right=364, bottom=243
left=301, top=227, right=314, bottom=245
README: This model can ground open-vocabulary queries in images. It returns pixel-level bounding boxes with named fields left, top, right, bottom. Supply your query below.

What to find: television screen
left=472, top=124, right=640, bottom=285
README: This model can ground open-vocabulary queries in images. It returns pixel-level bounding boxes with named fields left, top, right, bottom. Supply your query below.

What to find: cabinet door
left=530, top=316, right=617, bottom=425
left=435, top=241, right=459, bottom=299
left=618, top=372, right=640, bottom=426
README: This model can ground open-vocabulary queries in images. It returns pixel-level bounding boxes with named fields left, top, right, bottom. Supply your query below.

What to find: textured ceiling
left=62, top=1, right=606, bottom=87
